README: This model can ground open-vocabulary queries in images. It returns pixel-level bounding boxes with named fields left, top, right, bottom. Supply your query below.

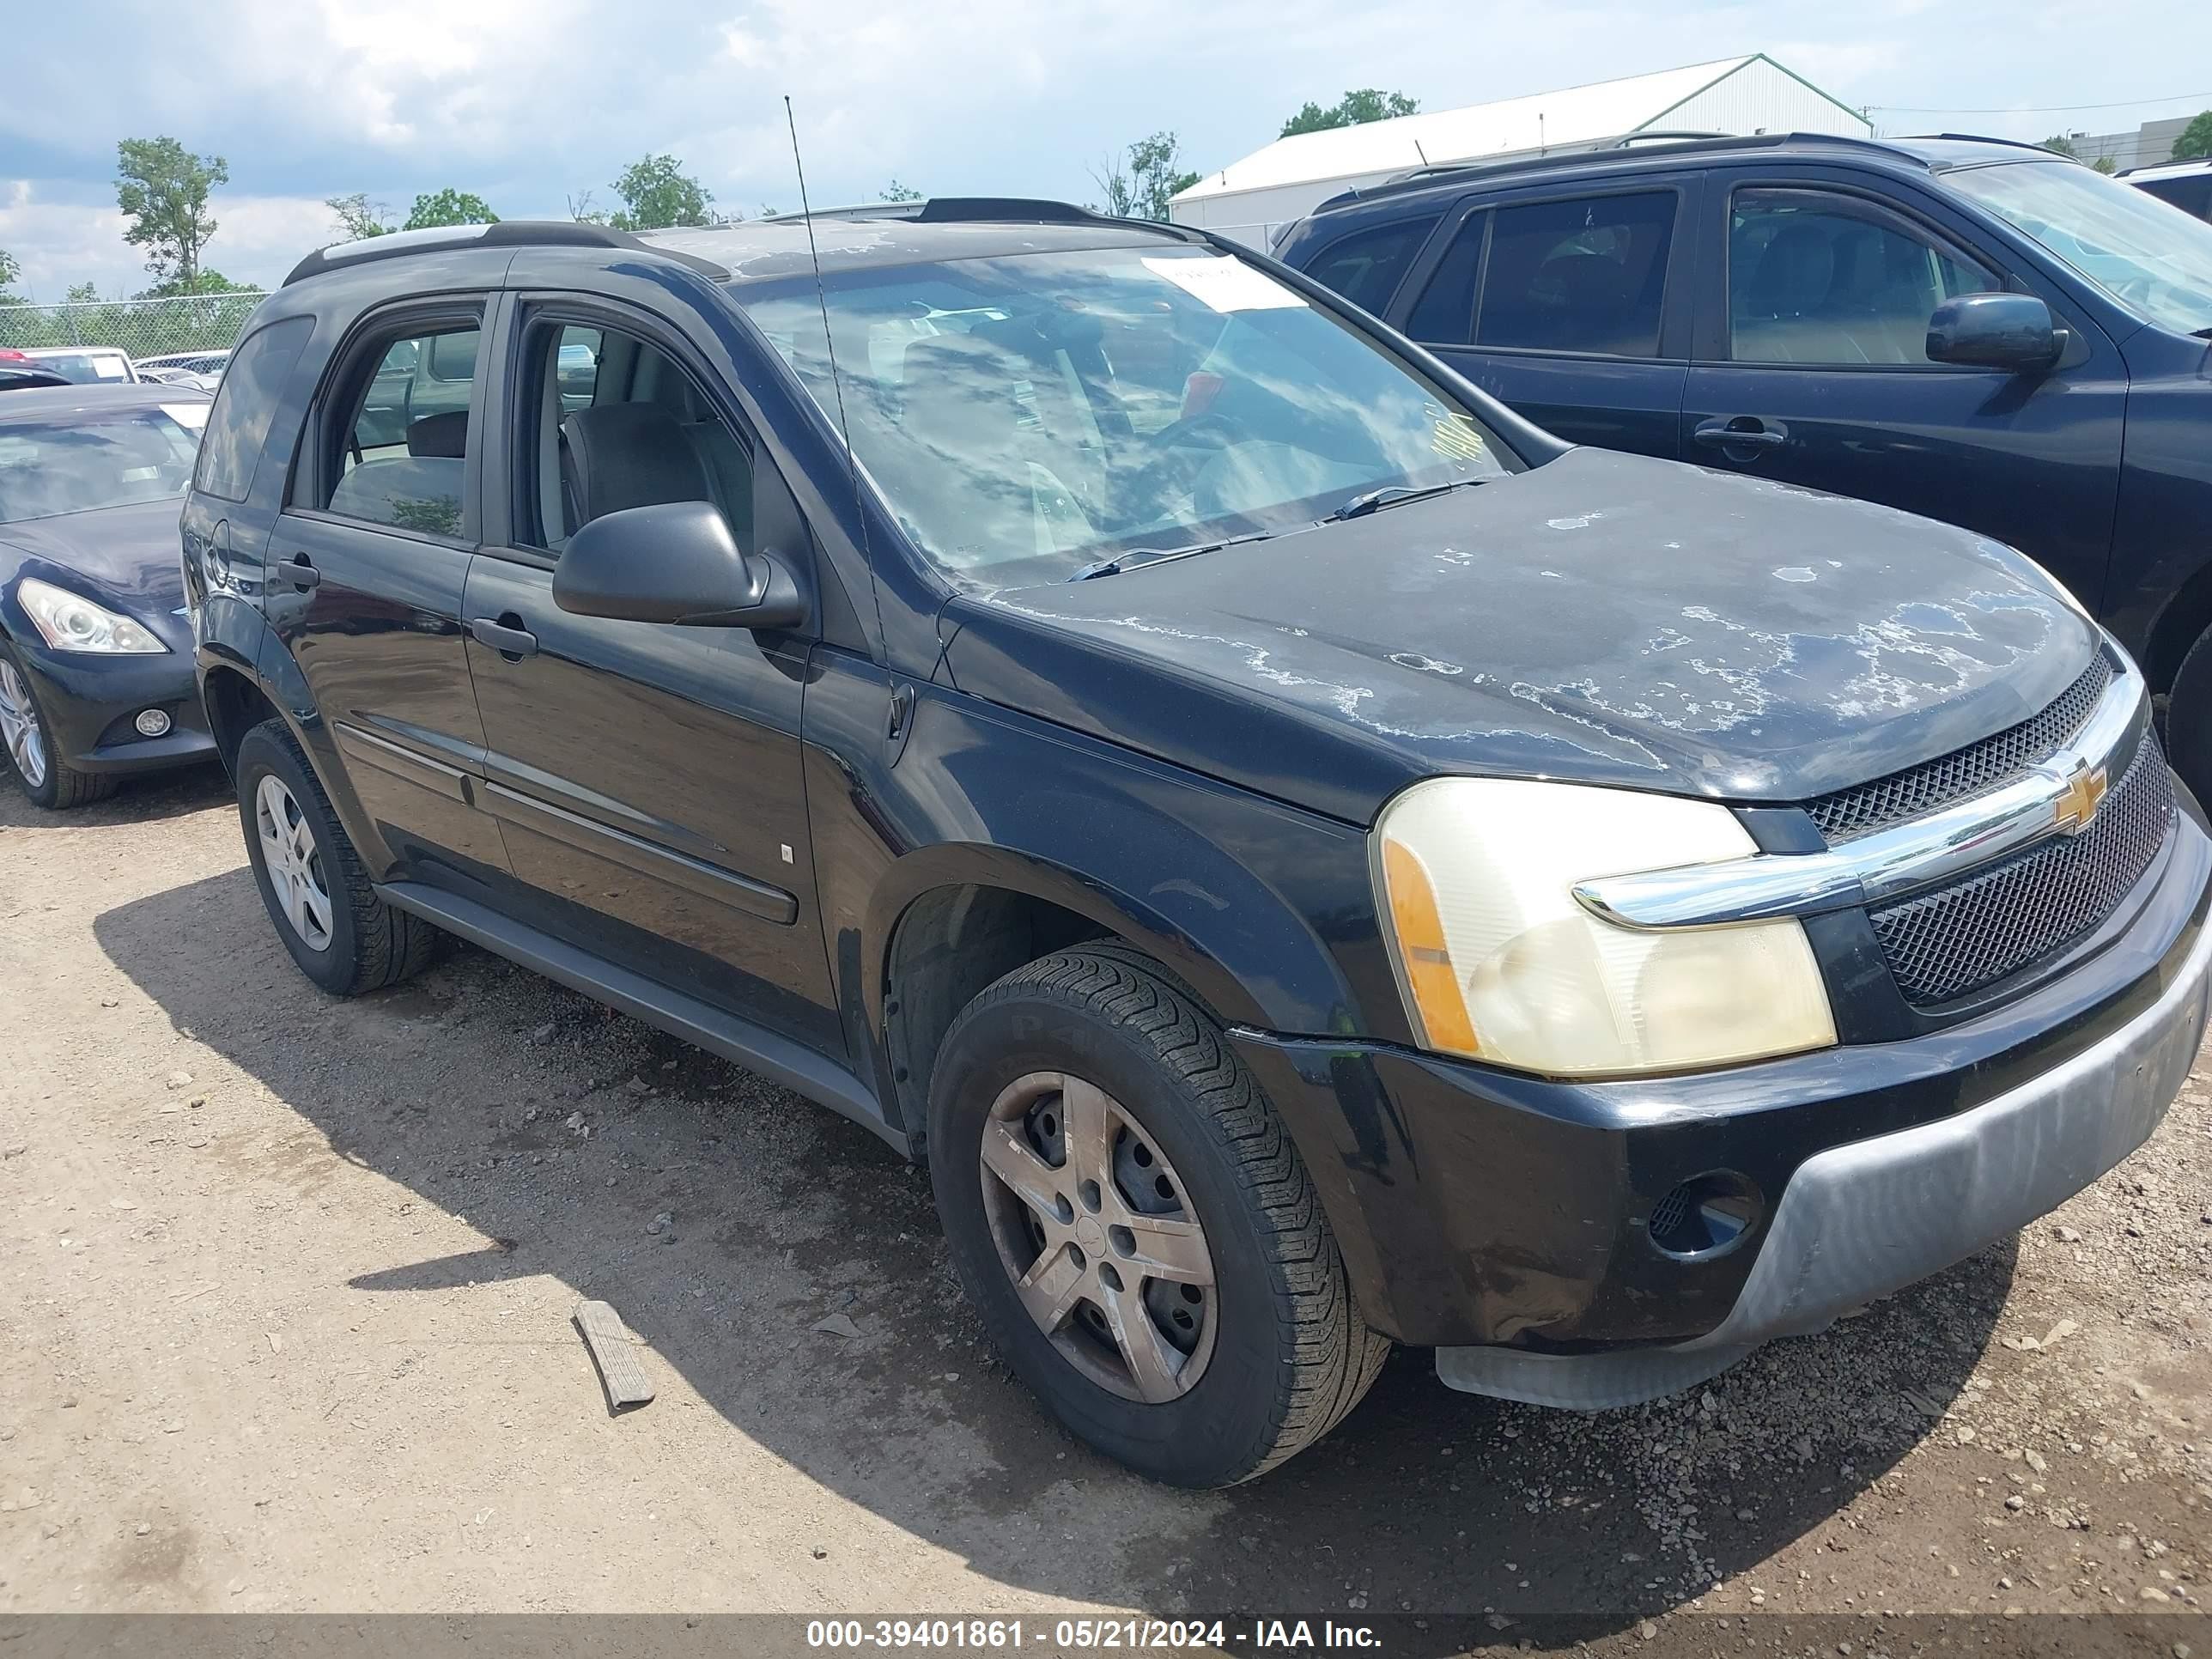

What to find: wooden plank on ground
left=574, top=1298, right=654, bottom=1410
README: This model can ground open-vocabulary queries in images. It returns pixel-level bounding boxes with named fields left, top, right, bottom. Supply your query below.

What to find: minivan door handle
left=469, top=615, right=539, bottom=660
left=1692, top=416, right=1788, bottom=452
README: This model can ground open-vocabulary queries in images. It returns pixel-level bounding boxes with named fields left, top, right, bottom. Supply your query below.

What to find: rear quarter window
left=1301, top=216, right=1439, bottom=316
left=193, top=316, right=314, bottom=503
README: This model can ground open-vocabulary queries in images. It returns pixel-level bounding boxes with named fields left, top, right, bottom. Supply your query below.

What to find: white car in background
left=17, top=347, right=140, bottom=386
left=133, top=349, right=233, bottom=382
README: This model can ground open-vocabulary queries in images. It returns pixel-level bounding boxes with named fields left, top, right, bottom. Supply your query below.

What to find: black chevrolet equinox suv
left=185, top=204, right=2212, bottom=1486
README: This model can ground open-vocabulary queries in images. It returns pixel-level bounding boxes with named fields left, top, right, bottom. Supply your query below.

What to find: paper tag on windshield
left=93, top=357, right=127, bottom=379
left=1142, top=256, right=1307, bottom=314
left=161, top=403, right=210, bottom=431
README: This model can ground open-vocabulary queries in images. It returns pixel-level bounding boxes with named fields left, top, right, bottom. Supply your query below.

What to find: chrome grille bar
left=1574, top=653, right=2148, bottom=932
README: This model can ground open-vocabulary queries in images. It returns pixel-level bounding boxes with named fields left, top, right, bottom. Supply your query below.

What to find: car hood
left=0, top=497, right=190, bottom=641
left=941, top=447, right=2101, bottom=825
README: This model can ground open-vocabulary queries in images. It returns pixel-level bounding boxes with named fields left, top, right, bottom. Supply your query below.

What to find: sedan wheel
left=980, top=1071, right=1218, bottom=1403
left=254, top=773, right=334, bottom=951
left=0, top=658, right=48, bottom=789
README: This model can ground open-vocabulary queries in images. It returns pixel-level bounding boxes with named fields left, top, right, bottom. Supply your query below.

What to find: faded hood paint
left=942, top=448, right=2100, bottom=826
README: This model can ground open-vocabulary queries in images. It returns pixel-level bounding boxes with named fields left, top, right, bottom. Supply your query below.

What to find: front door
left=464, top=301, right=839, bottom=1055
left=1680, top=173, right=2128, bottom=614
left=264, top=303, right=510, bottom=893
left=1389, top=178, right=1698, bottom=459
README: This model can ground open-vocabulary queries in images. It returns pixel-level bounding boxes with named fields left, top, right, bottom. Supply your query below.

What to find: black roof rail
left=283, top=220, right=729, bottom=287
left=1612, top=129, right=1732, bottom=147
left=1914, top=131, right=2080, bottom=157
left=909, top=197, right=1203, bottom=240
left=1317, top=131, right=1935, bottom=218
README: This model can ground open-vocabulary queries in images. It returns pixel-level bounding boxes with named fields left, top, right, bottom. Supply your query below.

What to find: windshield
left=1949, top=160, right=2212, bottom=337
left=0, top=405, right=206, bottom=523
left=27, top=351, right=134, bottom=386
left=739, top=245, right=1514, bottom=584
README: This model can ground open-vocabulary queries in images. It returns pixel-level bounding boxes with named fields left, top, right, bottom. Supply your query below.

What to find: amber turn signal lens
left=1381, top=837, right=1480, bottom=1057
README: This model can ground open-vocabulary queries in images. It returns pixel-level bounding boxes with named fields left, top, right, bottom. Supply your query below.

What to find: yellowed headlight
left=1374, top=777, right=1836, bottom=1078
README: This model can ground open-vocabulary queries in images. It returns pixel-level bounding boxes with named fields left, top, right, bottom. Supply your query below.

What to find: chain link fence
left=0, top=290, right=271, bottom=362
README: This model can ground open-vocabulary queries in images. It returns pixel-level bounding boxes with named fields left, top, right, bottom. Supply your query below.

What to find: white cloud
left=0, top=183, right=333, bottom=298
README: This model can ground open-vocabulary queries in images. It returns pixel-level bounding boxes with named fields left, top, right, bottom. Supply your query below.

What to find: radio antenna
left=783, top=94, right=881, bottom=624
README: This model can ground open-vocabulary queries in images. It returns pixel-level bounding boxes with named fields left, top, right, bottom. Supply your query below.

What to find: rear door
left=1387, top=174, right=1699, bottom=458
left=462, top=295, right=840, bottom=1056
left=1680, top=167, right=2128, bottom=613
left=263, top=299, right=511, bottom=892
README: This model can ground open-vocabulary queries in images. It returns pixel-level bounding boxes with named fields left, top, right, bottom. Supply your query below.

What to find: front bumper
left=1231, top=801, right=2212, bottom=1397
left=13, top=636, right=214, bottom=775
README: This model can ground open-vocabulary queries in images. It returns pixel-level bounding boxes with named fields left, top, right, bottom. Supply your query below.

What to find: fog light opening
left=133, top=708, right=172, bottom=738
left=1648, top=1170, right=1763, bottom=1261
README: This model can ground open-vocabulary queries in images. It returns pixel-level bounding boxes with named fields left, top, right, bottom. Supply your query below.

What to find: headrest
left=896, top=334, right=1027, bottom=460
left=558, top=403, right=711, bottom=523
left=406, top=410, right=469, bottom=459
left=1748, top=223, right=1837, bottom=318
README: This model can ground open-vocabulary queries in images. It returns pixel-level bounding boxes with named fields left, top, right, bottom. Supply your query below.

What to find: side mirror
left=1926, top=293, right=2065, bottom=373
left=553, top=501, right=808, bottom=631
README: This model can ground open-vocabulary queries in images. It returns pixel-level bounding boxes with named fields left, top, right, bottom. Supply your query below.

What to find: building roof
left=1172, top=54, right=1869, bottom=205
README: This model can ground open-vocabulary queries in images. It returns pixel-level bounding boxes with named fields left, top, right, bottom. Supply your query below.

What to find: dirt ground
left=3, top=765, right=2209, bottom=1642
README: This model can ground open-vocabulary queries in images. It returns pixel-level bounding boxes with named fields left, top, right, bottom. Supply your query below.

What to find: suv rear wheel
left=928, top=946, right=1388, bottom=1486
left=235, top=719, right=441, bottom=994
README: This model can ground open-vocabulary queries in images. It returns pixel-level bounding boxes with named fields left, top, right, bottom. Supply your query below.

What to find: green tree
left=114, top=136, right=228, bottom=289
left=606, top=154, right=714, bottom=231
left=2094, top=155, right=2119, bottom=175
left=1090, top=131, right=1200, bottom=222
left=403, top=189, right=500, bottom=230
left=0, top=248, right=18, bottom=301
left=882, top=179, right=923, bottom=202
left=2041, top=134, right=2078, bottom=158
left=327, top=192, right=395, bottom=241
left=2174, top=110, right=2212, bottom=163
left=1279, top=88, right=1419, bottom=138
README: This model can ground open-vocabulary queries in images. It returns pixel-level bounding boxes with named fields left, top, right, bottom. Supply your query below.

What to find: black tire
left=928, top=947, right=1389, bottom=1487
left=0, top=642, right=119, bottom=810
left=234, top=719, right=441, bottom=995
left=2166, top=628, right=2212, bottom=810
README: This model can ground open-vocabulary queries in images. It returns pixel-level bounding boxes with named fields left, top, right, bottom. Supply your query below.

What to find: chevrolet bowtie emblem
left=2052, top=758, right=2109, bottom=836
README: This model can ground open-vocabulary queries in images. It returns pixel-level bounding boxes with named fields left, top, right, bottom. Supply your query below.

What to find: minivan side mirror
left=553, top=501, right=808, bottom=631
left=1925, top=293, right=2066, bottom=373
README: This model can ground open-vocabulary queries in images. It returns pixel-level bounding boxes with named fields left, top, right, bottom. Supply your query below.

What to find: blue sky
left=3, top=0, right=2209, bottom=298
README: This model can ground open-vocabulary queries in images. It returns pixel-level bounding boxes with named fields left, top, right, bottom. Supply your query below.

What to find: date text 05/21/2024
left=803, top=1619, right=1382, bottom=1650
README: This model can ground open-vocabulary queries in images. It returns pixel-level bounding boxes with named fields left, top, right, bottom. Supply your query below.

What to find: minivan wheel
left=234, top=719, right=441, bottom=995
left=928, top=947, right=1389, bottom=1486
left=0, top=646, right=118, bottom=810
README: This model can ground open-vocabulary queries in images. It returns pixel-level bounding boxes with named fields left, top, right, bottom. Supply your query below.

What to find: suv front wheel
left=235, top=719, right=441, bottom=994
left=929, top=947, right=1388, bottom=1486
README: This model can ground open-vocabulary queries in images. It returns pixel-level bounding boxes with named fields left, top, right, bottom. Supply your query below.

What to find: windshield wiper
left=1069, top=530, right=1273, bottom=581
left=1321, top=477, right=1487, bottom=524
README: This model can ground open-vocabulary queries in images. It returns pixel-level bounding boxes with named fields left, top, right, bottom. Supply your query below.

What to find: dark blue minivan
left=1277, top=134, right=2212, bottom=793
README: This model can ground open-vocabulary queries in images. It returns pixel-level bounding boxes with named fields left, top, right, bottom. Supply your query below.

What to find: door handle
left=271, top=553, right=322, bottom=589
left=1692, top=417, right=1788, bottom=451
left=469, top=615, right=539, bottom=659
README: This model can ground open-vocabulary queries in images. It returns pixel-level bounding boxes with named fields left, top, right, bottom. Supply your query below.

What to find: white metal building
left=1171, top=54, right=1873, bottom=247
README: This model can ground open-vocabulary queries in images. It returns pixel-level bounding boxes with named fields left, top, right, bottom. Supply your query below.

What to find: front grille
left=1806, top=658, right=2112, bottom=842
left=1869, top=737, right=2174, bottom=1006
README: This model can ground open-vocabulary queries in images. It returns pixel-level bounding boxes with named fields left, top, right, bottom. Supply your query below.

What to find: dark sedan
left=0, top=383, right=216, bottom=807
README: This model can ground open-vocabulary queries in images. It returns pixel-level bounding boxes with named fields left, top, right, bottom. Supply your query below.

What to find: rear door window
left=1301, top=216, right=1438, bottom=316
left=1405, top=211, right=1487, bottom=343
left=192, top=316, right=313, bottom=502
left=1475, top=191, right=1677, bottom=356
left=308, top=322, right=481, bottom=539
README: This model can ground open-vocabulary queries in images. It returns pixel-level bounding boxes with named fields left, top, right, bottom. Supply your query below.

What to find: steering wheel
left=1144, top=410, right=1247, bottom=455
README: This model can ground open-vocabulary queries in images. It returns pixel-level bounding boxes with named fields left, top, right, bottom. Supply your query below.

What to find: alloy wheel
left=978, top=1071, right=1218, bottom=1403
left=0, top=659, right=47, bottom=789
left=255, top=774, right=334, bottom=951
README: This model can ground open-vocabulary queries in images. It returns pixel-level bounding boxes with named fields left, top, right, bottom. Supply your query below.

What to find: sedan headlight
left=15, top=577, right=167, bottom=654
left=1374, top=776, right=1835, bottom=1078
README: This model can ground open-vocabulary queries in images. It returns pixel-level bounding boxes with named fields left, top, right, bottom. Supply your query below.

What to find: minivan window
left=1476, top=191, right=1675, bottom=356
left=313, top=324, right=479, bottom=538
left=193, top=317, right=313, bottom=503
left=1303, top=217, right=1438, bottom=315
left=1729, top=189, right=1999, bottom=366
left=1950, top=160, right=2212, bottom=337
left=739, top=246, right=1512, bottom=585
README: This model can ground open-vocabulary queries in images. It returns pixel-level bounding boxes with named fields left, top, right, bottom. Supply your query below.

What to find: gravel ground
left=2, top=765, right=2208, bottom=1647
